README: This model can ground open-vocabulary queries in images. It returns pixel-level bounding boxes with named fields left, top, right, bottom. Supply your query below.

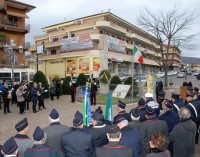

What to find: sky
left=19, top=0, right=200, bottom=57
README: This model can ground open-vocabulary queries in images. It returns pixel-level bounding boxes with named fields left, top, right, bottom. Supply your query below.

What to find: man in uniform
left=157, top=91, right=166, bottom=110
left=70, top=78, right=76, bottom=103
left=90, top=78, right=97, bottom=106
left=171, top=92, right=184, bottom=113
left=2, top=84, right=11, bottom=114
left=193, top=87, right=200, bottom=100
left=61, top=117, right=94, bottom=157
left=115, top=115, right=142, bottom=157
left=24, top=126, right=58, bottom=157
left=38, top=83, right=46, bottom=110
left=140, top=106, right=168, bottom=156
left=31, top=83, right=38, bottom=113
left=95, top=106, right=112, bottom=125
left=129, top=108, right=142, bottom=130
left=16, top=84, right=26, bottom=114
left=14, top=118, right=33, bottom=157
left=43, top=109, right=69, bottom=157
left=170, top=107, right=196, bottom=157
left=1, top=137, right=19, bottom=157
left=145, top=92, right=160, bottom=116
left=89, top=112, right=109, bottom=149
left=156, top=77, right=163, bottom=101
left=96, top=124, right=133, bottom=157
left=114, top=100, right=131, bottom=123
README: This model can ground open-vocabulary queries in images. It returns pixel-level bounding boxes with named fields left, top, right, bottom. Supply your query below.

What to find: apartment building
left=163, top=45, right=181, bottom=71
left=28, top=12, right=162, bottom=78
left=0, top=0, right=35, bottom=66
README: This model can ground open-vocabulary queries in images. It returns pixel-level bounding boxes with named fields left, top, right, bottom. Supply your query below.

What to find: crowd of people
left=0, top=80, right=61, bottom=114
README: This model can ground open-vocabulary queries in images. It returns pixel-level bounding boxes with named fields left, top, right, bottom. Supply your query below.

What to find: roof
left=181, top=56, right=200, bottom=64
left=42, top=12, right=157, bottom=41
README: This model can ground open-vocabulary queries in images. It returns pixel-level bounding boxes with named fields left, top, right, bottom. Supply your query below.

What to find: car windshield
left=179, top=72, right=184, bottom=74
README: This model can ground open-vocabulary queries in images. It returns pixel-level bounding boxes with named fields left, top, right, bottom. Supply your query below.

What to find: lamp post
left=4, top=40, right=23, bottom=83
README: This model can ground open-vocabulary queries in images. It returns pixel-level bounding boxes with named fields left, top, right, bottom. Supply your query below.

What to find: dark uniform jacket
left=138, top=108, right=147, bottom=122
left=96, top=141, right=133, bottom=157
left=38, top=87, right=45, bottom=100
left=159, top=111, right=179, bottom=133
left=89, top=123, right=109, bottom=149
left=170, top=119, right=196, bottom=157
left=146, top=149, right=171, bottom=157
left=120, top=126, right=142, bottom=157
left=186, top=100, right=200, bottom=122
left=128, top=121, right=142, bottom=130
left=61, top=127, right=94, bottom=157
left=114, top=110, right=131, bottom=123
left=0, top=145, right=3, bottom=157
left=2, top=88, right=9, bottom=102
left=43, top=122, right=69, bottom=157
left=141, top=117, right=168, bottom=156
left=173, top=99, right=184, bottom=113
left=14, top=134, right=34, bottom=157
left=31, top=87, right=38, bottom=101
left=24, top=144, right=58, bottom=157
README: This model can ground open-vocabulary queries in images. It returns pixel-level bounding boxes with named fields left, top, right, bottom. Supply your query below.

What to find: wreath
left=99, top=70, right=111, bottom=84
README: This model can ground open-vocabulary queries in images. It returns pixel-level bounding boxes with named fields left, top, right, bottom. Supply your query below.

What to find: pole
left=131, top=56, right=135, bottom=101
left=11, top=54, right=14, bottom=83
left=138, top=63, right=142, bottom=97
left=36, top=53, right=38, bottom=72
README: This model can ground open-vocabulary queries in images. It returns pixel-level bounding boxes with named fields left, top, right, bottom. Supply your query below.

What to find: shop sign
left=60, top=34, right=93, bottom=52
left=107, top=36, right=125, bottom=53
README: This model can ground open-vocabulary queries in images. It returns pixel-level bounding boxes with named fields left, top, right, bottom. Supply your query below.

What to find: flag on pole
left=105, top=92, right=113, bottom=121
left=133, top=44, right=144, bottom=64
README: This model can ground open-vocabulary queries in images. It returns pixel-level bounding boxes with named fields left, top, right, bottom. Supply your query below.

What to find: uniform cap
left=117, top=100, right=126, bottom=109
left=138, top=98, right=145, bottom=106
left=158, top=91, right=165, bottom=96
left=33, top=126, right=44, bottom=141
left=92, top=112, right=104, bottom=121
left=73, top=118, right=83, bottom=127
left=108, top=124, right=121, bottom=134
left=194, top=87, right=199, bottom=92
left=95, top=106, right=103, bottom=114
left=172, top=93, right=180, bottom=97
left=49, top=109, right=59, bottom=119
left=2, top=137, right=18, bottom=155
left=164, top=99, right=173, bottom=109
left=74, top=111, right=83, bottom=119
left=145, top=106, right=155, bottom=116
left=145, top=92, right=153, bottom=98
left=15, top=118, right=28, bottom=132
left=130, top=108, right=140, bottom=118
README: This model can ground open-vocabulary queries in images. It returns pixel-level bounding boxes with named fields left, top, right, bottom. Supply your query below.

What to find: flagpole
left=131, top=42, right=135, bottom=102
left=138, top=63, right=142, bottom=98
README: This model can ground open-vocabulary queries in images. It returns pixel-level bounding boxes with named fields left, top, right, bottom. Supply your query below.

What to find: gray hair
left=178, top=107, right=191, bottom=120
left=117, top=120, right=128, bottom=128
left=34, top=132, right=47, bottom=145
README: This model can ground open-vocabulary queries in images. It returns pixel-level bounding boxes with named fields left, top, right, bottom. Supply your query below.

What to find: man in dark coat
left=129, top=98, right=146, bottom=122
left=145, top=92, right=160, bottom=116
left=156, top=77, right=163, bottom=101
left=89, top=112, right=109, bottom=149
left=12, top=82, right=18, bottom=104
left=114, top=100, right=131, bottom=123
left=185, top=99, right=200, bottom=144
left=24, top=126, right=58, bottom=157
left=129, top=108, right=142, bottom=130
left=55, top=81, right=60, bottom=99
left=171, top=93, right=184, bottom=113
left=96, top=124, right=133, bottom=157
left=193, top=87, right=200, bottom=101
left=157, top=91, right=166, bottom=110
left=170, top=107, right=196, bottom=157
left=182, top=77, right=192, bottom=87
left=140, top=106, right=168, bottom=156
left=43, top=109, right=69, bottom=157
left=0, top=145, right=3, bottom=157
left=1, top=137, right=19, bottom=157
left=74, top=110, right=90, bottom=133
left=31, top=83, right=38, bottom=113
left=14, top=118, right=33, bottom=157
left=115, top=115, right=142, bottom=157
left=95, top=106, right=112, bottom=125
left=38, top=83, right=46, bottom=110
left=90, top=78, right=97, bottom=106
left=61, top=117, right=94, bottom=157
left=70, top=79, right=76, bottom=103
left=2, top=84, right=11, bottom=114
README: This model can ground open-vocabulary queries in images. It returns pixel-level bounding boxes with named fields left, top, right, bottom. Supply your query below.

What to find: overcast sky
left=19, top=0, right=200, bottom=57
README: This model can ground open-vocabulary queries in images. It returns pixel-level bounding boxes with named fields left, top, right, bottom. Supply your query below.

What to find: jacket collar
left=151, top=148, right=163, bottom=153
left=50, top=122, right=61, bottom=126
left=14, top=134, right=30, bottom=139
left=30, top=144, right=53, bottom=152
left=103, top=142, right=126, bottom=148
left=180, top=118, right=191, bottom=123
left=93, top=123, right=106, bottom=128
left=119, top=110, right=126, bottom=114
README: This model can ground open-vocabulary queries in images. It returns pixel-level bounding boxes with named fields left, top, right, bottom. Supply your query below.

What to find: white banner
left=60, top=34, right=93, bottom=52
left=107, top=36, right=125, bottom=53
left=37, top=45, right=44, bottom=54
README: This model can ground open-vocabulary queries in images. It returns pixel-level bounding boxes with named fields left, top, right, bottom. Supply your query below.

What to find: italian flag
left=133, top=45, right=144, bottom=64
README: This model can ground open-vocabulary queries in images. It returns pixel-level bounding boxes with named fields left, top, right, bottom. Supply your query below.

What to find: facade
left=28, top=12, right=162, bottom=79
left=0, top=0, right=35, bottom=81
left=162, top=45, right=181, bottom=71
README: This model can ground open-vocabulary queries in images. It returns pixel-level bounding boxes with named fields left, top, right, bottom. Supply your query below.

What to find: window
left=100, top=31, right=104, bottom=34
left=8, top=16, right=18, bottom=27
left=51, top=50, right=57, bottom=55
left=71, top=34, right=75, bottom=37
left=52, top=37, right=58, bottom=42
left=63, top=35, right=68, bottom=39
left=106, top=33, right=109, bottom=36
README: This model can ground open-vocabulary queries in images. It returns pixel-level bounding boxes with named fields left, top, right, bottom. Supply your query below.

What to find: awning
left=6, top=11, right=29, bottom=18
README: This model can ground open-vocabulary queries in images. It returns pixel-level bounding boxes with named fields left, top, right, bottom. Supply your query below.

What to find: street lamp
left=4, top=40, right=23, bottom=83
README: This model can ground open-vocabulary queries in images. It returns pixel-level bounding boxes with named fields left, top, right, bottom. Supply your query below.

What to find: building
left=162, top=45, right=181, bottom=71
left=0, top=0, right=35, bottom=81
left=28, top=12, right=162, bottom=79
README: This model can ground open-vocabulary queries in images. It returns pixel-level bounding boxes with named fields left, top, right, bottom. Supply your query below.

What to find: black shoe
left=39, top=108, right=42, bottom=110
left=4, top=112, right=6, bottom=114
left=33, top=111, right=38, bottom=113
left=8, top=111, right=11, bottom=113
left=27, top=108, right=30, bottom=110
left=43, top=107, right=46, bottom=109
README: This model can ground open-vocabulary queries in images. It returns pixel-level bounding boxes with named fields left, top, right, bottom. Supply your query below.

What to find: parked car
left=194, top=71, right=200, bottom=76
left=135, top=74, right=147, bottom=87
left=186, top=71, right=192, bottom=75
left=197, top=74, right=200, bottom=80
left=177, top=72, right=186, bottom=78
left=167, top=71, right=173, bottom=76
left=156, top=72, right=165, bottom=78
left=171, top=71, right=178, bottom=76
left=120, top=74, right=132, bottom=82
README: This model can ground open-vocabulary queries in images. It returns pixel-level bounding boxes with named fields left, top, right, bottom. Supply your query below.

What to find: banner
left=105, top=92, right=113, bottom=122
left=83, top=88, right=92, bottom=126
left=37, top=45, right=44, bottom=54
left=79, top=58, right=89, bottom=74
left=60, top=34, right=93, bottom=52
left=93, top=58, right=100, bottom=71
left=107, top=36, right=125, bottom=53
left=147, top=74, right=157, bottom=99
left=66, top=59, right=76, bottom=74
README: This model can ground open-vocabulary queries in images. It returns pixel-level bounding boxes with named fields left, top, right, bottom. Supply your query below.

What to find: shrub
left=76, top=73, right=87, bottom=86
left=63, top=76, right=71, bottom=95
left=33, top=71, right=49, bottom=98
left=124, top=77, right=138, bottom=96
left=109, top=75, right=121, bottom=91
left=99, top=70, right=111, bottom=84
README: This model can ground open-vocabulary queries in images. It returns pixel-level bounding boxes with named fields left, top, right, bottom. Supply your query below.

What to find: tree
left=138, top=7, right=198, bottom=88
left=76, top=73, right=87, bottom=86
left=63, top=76, right=71, bottom=95
left=109, top=75, right=121, bottom=91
